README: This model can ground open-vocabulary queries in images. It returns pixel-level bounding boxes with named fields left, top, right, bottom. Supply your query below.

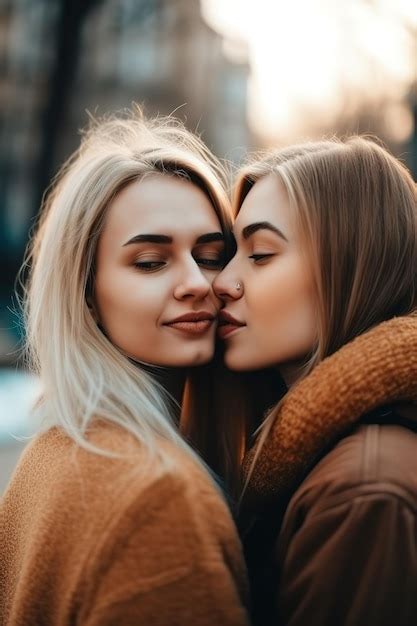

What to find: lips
left=164, top=311, right=215, bottom=335
left=217, top=310, right=246, bottom=339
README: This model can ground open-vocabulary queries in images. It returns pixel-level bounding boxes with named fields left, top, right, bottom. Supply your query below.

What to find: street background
left=1, top=0, right=416, bottom=489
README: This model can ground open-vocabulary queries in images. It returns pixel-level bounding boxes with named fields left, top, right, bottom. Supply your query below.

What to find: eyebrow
left=241, top=221, right=288, bottom=242
left=123, top=232, right=225, bottom=246
left=195, top=232, right=225, bottom=244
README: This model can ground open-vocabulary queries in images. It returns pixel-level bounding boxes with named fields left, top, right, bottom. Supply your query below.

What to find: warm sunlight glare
left=202, top=0, right=417, bottom=143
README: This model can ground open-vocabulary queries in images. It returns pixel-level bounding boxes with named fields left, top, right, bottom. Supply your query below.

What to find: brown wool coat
left=242, top=315, right=417, bottom=626
left=0, top=423, right=250, bottom=626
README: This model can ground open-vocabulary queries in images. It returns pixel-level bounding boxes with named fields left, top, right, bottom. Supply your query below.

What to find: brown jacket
left=242, top=315, right=417, bottom=626
left=0, top=422, right=250, bottom=626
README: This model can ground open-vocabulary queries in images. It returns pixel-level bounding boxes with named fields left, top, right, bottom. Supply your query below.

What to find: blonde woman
left=214, top=137, right=417, bottom=626
left=0, top=111, right=249, bottom=626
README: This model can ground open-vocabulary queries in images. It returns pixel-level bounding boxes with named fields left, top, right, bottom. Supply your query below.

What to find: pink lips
left=217, top=310, right=246, bottom=339
left=164, top=312, right=215, bottom=335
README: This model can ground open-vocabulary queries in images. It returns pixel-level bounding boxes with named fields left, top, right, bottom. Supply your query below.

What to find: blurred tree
left=35, top=0, right=101, bottom=210
left=35, top=0, right=159, bottom=212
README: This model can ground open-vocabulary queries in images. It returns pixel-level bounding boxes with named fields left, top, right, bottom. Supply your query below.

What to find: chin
left=224, top=348, right=252, bottom=371
left=224, top=345, right=275, bottom=371
left=188, top=346, right=214, bottom=366
left=167, top=345, right=214, bottom=367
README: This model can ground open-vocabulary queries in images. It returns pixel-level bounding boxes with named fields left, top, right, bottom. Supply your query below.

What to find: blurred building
left=69, top=0, right=250, bottom=162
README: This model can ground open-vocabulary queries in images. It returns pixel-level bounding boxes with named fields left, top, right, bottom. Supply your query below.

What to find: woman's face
left=213, top=173, right=317, bottom=381
left=94, top=174, right=225, bottom=367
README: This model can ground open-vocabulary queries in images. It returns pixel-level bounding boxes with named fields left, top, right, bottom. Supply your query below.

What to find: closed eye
left=134, top=261, right=166, bottom=272
left=248, top=253, right=275, bottom=263
left=196, top=256, right=225, bottom=270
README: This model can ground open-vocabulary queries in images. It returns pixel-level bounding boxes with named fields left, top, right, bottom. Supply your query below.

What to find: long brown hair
left=236, top=136, right=417, bottom=368
left=233, top=137, right=417, bottom=491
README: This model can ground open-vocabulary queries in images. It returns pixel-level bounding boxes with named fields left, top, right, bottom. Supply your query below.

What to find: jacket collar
left=241, top=314, right=417, bottom=509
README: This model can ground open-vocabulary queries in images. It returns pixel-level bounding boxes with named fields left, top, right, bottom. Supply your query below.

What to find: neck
left=139, top=362, right=186, bottom=418
left=155, top=367, right=186, bottom=406
left=279, top=360, right=308, bottom=388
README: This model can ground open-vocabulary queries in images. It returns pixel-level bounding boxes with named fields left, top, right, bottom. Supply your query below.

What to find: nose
left=213, top=261, right=243, bottom=301
left=174, top=258, right=212, bottom=301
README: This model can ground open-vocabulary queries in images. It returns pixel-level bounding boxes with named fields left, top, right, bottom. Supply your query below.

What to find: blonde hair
left=22, top=108, right=233, bottom=474
left=233, top=137, right=417, bottom=491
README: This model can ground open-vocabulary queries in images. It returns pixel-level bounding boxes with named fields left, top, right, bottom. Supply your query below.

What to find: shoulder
left=2, top=427, right=249, bottom=625
left=3, top=422, right=244, bottom=584
left=11, top=420, right=221, bottom=499
left=6, top=422, right=236, bottom=544
left=287, top=420, right=417, bottom=521
left=276, top=421, right=417, bottom=575
left=274, top=421, right=417, bottom=626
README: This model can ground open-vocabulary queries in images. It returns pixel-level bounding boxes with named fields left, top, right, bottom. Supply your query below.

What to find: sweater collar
left=241, top=314, right=417, bottom=509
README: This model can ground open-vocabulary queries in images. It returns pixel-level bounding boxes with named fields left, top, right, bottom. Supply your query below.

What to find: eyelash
left=248, top=254, right=274, bottom=263
left=134, top=261, right=165, bottom=272
left=134, top=257, right=224, bottom=272
left=198, top=258, right=225, bottom=269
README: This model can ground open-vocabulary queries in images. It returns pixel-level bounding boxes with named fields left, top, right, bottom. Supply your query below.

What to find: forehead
left=235, top=173, right=291, bottom=233
left=104, top=174, right=221, bottom=243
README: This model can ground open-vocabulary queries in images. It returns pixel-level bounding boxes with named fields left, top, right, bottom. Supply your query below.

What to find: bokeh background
left=1, top=0, right=416, bottom=489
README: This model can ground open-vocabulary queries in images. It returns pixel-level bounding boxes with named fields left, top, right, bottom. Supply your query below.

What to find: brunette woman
left=214, top=137, right=417, bottom=626
left=0, top=111, right=249, bottom=625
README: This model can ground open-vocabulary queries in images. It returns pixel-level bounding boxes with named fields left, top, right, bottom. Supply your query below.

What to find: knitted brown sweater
left=242, top=313, right=417, bottom=504
left=0, top=423, right=249, bottom=626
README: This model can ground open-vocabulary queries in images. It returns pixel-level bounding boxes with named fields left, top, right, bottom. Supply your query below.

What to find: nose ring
left=236, top=282, right=242, bottom=291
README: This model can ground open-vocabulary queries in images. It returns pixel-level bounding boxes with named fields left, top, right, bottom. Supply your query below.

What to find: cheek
left=248, top=258, right=316, bottom=360
left=95, top=267, right=162, bottom=343
left=201, top=269, right=223, bottom=305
